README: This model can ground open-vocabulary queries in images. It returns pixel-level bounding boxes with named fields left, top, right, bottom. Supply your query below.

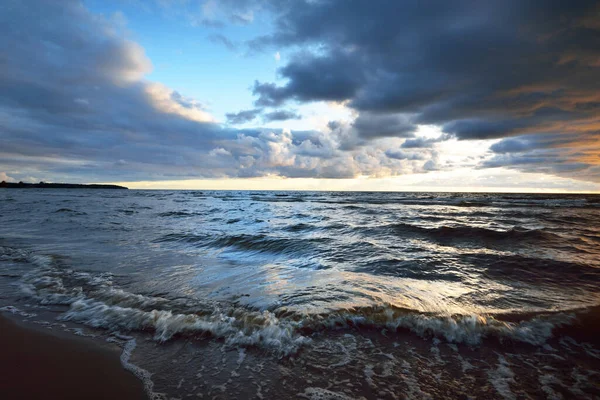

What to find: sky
left=1, top=0, right=599, bottom=192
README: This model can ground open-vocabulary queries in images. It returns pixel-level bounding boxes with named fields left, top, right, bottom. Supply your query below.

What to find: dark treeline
left=0, top=181, right=127, bottom=189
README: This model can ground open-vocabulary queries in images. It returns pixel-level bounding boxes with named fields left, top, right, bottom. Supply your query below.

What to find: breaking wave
left=14, top=251, right=595, bottom=356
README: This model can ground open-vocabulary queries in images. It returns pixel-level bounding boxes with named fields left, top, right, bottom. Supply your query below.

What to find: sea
left=1, top=189, right=599, bottom=399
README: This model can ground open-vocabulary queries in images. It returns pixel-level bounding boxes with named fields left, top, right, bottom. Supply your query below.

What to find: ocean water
left=1, top=189, right=599, bottom=399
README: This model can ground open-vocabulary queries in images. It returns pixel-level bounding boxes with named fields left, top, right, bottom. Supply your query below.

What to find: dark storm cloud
left=484, top=132, right=600, bottom=182
left=253, top=50, right=365, bottom=107
left=247, top=0, right=600, bottom=181
left=490, top=138, right=535, bottom=154
left=351, top=113, right=416, bottom=139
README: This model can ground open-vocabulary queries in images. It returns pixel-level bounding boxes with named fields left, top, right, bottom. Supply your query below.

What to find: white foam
left=379, top=360, right=395, bottom=378
left=319, top=309, right=574, bottom=346
left=539, top=374, right=564, bottom=400
left=363, top=364, right=375, bottom=387
left=66, top=327, right=97, bottom=338
left=569, top=368, right=595, bottom=397
left=107, top=336, right=167, bottom=400
left=487, top=355, right=516, bottom=400
left=398, top=360, right=432, bottom=400
left=298, top=387, right=359, bottom=400
left=93, top=288, right=170, bottom=309
left=60, top=297, right=309, bottom=355
left=16, top=257, right=309, bottom=355
left=329, top=337, right=356, bottom=368
left=429, top=339, right=444, bottom=366
left=0, top=305, right=37, bottom=318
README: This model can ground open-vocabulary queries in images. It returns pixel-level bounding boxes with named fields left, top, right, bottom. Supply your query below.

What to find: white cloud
left=209, top=148, right=232, bottom=157
left=144, top=82, right=214, bottom=123
left=0, top=172, right=15, bottom=182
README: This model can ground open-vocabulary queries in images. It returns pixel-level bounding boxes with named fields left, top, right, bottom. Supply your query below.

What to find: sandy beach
left=0, top=315, right=146, bottom=400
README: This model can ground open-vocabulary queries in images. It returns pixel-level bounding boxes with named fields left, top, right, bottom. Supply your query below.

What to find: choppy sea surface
left=1, top=189, right=600, bottom=399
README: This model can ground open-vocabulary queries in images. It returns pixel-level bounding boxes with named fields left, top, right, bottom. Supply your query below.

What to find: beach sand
left=0, top=315, right=146, bottom=400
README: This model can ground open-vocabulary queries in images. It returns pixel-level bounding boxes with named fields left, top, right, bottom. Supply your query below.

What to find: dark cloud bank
left=251, top=0, right=600, bottom=182
left=1, top=0, right=599, bottom=183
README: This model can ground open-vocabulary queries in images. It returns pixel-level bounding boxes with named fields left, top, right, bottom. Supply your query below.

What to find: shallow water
left=1, top=189, right=599, bottom=398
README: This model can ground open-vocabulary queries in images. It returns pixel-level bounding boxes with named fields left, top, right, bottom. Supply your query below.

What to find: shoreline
left=0, top=314, right=146, bottom=400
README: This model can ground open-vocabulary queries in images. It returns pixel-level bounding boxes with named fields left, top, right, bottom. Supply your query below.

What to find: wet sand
left=0, top=315, right=146, bottom=400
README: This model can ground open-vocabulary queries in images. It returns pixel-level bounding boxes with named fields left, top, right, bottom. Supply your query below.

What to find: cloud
left=483, top=133, right=600, bottom=182
left=490, top=138, right=534, bottom=154
left=208, top=147, right=232, bottom=157
left=211, top=129, right=431, bottom=179
left=230, top=10, right=254, bottom=24
left=4, top=0, right=597, bottom=186
left=226, top=108, right=263, bottom=124
left=384, top=150, right=426, bottom=161
left=263, top=109, right=300, bottom=122
left=401, top=135, right=450, bottom=149
left=423, top=159, right=439, bottom=172
left=0, top=0, right=440, bottom=184
left=352, top=112, right=416, bottom=139
left=246, top=0, right=600, bottom=181
left=0, top=0, right=235, bottom=182
left=253, top=50, right=365, bottom=106
left=145, top=83, right=214, bottom=123
left=226, top=108, right=301, bottom=124
left=207, top=34, right=238, bottom=51
left=0, top=172, right=15, bottom=182
left=196, top=18, right=225, bottom=28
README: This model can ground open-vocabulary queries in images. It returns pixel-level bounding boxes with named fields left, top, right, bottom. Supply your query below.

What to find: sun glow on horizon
left=108, top=167, right=600, bottom=193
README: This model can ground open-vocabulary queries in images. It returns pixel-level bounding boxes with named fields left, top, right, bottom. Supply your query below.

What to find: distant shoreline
left=0, top=182, right=128, bottom=189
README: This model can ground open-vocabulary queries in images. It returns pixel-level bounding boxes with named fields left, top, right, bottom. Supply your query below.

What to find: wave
left=155, top=232, right=331, bottom=255
left=283, top=223, right=316, bottom=232
left=157, top=211, right=202, bottom=217
left=116, top=208, right=138, bottom=215
left=388, top=223, right=566, bottom=244
left=14, top=251, right=598, bottom=357
left=153, top=233, right=210, bottom=244
left=54, top=208, right=87, bottom=215
left=480, top=254, right=600, bottom=288
left=61, top=298, right=309, bottom=355
left=310, top=196, right=600, bottom=209
left=293, top=305, right=580, bottom=346
left=456, top=200, right=492, bottom=207
left=15, top=253, right=308, bottom=355
left=250, top=196, right=306, bottom=203
left=154, top=221, right=579, bottom=253
left=210, top=234, right=330, bottom=255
